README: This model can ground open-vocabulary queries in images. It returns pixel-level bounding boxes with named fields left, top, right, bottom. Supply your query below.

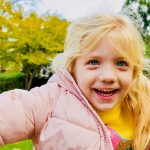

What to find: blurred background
left=0, top=0, right=149, bottom=149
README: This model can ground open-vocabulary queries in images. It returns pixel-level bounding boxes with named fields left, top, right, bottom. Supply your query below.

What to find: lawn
left=0, top=140, right=33, bottom=150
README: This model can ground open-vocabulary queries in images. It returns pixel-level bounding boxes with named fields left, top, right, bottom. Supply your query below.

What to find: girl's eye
left=88, top=60, right=100, bottom=65
left=116, top=60, right=128, bottom=67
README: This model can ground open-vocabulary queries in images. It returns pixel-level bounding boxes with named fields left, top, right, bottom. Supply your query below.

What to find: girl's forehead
left=84, top=47, right=126, bottom=60
left=83, top=36, right=125, bottom=57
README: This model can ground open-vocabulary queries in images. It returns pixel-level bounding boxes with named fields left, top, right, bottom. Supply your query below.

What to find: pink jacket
left=0, top=70, right=113, bottom=150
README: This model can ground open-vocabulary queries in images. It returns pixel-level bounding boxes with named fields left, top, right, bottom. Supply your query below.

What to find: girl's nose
left=98, top=66, right=117, bottom=83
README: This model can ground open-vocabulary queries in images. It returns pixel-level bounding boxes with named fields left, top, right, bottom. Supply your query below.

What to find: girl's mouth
left=94, top=89, right=119, bottom=97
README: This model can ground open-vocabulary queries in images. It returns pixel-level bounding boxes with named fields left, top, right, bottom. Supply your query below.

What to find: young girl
left=0, top=12, right=150, bottom=150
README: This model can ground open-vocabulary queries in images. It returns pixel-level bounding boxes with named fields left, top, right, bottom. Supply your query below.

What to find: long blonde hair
left=52, top=14, right=150, bottom=150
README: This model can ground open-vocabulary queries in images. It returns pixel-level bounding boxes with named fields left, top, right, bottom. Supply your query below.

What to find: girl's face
left=73, top=37, right=133, bottom=110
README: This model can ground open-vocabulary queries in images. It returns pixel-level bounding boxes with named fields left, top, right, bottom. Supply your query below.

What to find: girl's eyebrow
left=85, top=54, right=125, bottom=60
left=85, top=53, right=102, bottom=59
left=87, top=55, right=100, bottom=59
left=115, top=57, right=126, bottom=60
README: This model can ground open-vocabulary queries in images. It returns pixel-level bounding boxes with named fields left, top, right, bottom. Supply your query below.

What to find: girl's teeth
left=96, top=89, right=116, bottom=96
left=99, top=92, right=113, bottom=96
left=98, top=89, right=115, bottom=92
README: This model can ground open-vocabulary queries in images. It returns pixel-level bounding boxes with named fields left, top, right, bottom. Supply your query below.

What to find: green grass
left=0, top=140, right=33, bottom=150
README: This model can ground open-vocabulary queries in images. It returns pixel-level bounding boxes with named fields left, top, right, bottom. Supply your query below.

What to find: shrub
left=0, top=72, right=25, bottom=93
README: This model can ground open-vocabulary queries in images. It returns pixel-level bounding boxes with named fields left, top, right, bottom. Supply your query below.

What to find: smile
left=95, top=89, right=119, bottom=97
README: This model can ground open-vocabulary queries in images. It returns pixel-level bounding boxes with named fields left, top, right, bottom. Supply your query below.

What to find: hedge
left=0, top=72, right=25, bottom=93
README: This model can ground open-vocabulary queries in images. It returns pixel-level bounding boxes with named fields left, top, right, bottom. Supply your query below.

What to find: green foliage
left=0, top=0, right=68, bottom=89
left=0, top=140, right=32, bottom=150
left=0, top=72, right=24, bottom=93
left=145, top=36, right=150, bottom=58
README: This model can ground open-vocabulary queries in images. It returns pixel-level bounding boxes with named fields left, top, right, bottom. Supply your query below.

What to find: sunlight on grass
left=0, top=140, right=33, bottom=150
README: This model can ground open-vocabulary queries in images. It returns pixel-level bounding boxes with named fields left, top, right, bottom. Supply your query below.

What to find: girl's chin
left=93, top=101, right=118, bottom=111
left=97, top=106, right=115, bottom=111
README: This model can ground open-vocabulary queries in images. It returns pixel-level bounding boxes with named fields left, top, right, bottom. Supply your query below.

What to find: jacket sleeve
left=0, top=82, right=59, bottom=145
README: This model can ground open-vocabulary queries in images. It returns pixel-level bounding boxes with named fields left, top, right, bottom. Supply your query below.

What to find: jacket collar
left=48, top=70, right=85, bottom=101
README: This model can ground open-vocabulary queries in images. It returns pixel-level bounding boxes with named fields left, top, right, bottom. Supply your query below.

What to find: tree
left=125, top=0, right=150, bottom=58
left=125, top=0, right=149, bottom=32
left=0, top=0, right=68, bottom=89
left=0, top=0, right=21, bottom=71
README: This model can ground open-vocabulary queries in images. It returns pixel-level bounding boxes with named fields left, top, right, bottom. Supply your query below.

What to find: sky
left=32, top=0, right=125, bottom=20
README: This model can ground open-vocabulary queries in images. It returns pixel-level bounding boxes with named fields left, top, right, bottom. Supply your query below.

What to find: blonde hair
left=52, top=14, right=150, bottom=150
